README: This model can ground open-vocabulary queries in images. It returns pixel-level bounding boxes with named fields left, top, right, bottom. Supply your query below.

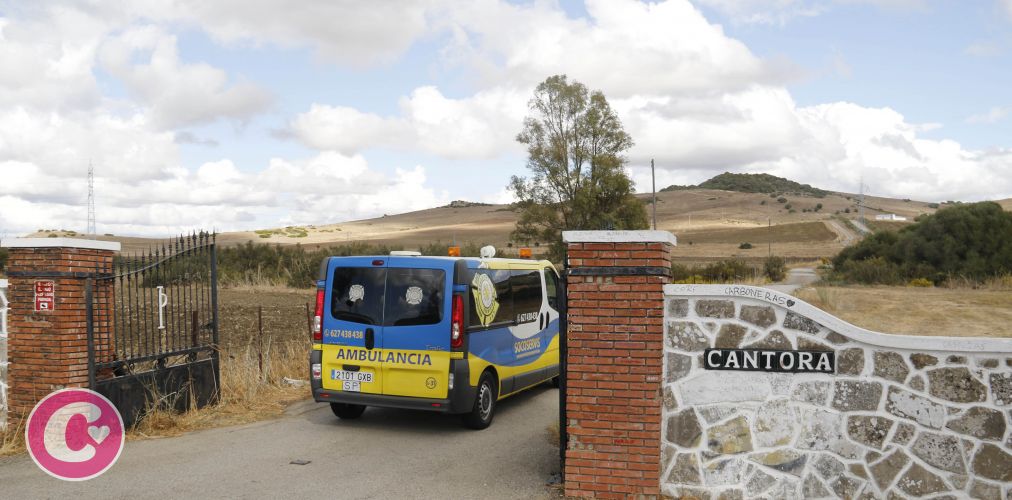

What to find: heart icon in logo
left=88, top=425, right=111, bottom=445
left=786, top=300, right=796, bottom=307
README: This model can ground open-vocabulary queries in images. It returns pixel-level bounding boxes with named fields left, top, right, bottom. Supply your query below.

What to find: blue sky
left=714, top=0, right=1012, bottom=149
left=0, top=0, right=1010, bottom=237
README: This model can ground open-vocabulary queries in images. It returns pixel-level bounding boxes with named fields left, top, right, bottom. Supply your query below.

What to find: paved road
left=765, top=267, right=820, bottom=294
left=0, top=387, right=561, bottom=499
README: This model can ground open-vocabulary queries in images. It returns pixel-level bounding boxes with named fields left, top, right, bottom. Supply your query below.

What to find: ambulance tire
left=330, top=403, right=366, bottom=419
left=463, top=372, right=497, bottom=430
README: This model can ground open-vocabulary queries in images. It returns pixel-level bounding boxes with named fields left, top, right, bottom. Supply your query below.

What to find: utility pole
left=651, top=159, right=657, bottom=230
left=858, top=175, right=867, bottom=225
left=87, top=161, right=96, bottom=235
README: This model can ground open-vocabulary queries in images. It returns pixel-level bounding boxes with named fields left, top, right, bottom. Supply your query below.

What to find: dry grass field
left=30, top=188, right=978, bottom=261
left=1, top=287, right=316, bottom=455
left=795, top=285, right=1012, bottom=338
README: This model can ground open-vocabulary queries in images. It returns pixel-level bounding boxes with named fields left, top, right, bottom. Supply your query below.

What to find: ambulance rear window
left=384, top=268, right=445, bottom=326
left=330, top=266, right=445, bottom=327
left=331, top=267, right=386, bottom=326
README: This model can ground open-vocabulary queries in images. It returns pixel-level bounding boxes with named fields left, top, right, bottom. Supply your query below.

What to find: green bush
left=198, top=241, right=500, bottom=288
left=777, top=197, right=787, bottom=204
left=671, top=260, right=761, bottom=283
left=838, top=257, right=902, bottom=285
left=833, top=202, right=1012, bottom=284
left=739, top=242, right=753, bottom=249
left=763, top=256, right=786, bottom=282
left=908, top=278, right=933, bottom=287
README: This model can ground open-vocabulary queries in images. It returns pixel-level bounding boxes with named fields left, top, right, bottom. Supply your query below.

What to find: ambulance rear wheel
left=330, top=403, right=366, bottom=419
left=463, top=372, right=497, bottom=430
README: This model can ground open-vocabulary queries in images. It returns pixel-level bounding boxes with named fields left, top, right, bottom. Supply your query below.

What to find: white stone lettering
left=743, top=351, right=758, bottom=369
left=779, top=352, right=795, bottom=370
left=707, top=350, right=722, bottom=368
left=798, top=352, right=814, bottom=371
left=815, top=353, right=832, bottom=372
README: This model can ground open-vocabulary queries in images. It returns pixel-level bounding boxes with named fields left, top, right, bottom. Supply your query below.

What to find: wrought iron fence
left=86, top=232, right=219, bottom=426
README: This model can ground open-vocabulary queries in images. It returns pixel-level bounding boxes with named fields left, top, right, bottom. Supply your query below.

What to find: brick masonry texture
left=0, top=280, right=7, bottom=428
left=662, top=285, right=1012, bottom=499
left=3, top=246, right=115, bottom=422
left=563, top=240, right=673, bottom=499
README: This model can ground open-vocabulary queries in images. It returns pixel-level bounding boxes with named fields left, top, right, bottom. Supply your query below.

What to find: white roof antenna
left=479, top=245, right=496, bottom=259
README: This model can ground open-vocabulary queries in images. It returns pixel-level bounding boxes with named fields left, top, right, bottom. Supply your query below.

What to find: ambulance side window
left=511, top=269, right=542, bottom=324
left=544, top=269, right=559, bottom=311
left=467, top=269, right=514, bottom=328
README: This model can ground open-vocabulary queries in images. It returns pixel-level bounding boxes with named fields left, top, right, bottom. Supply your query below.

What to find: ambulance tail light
left=313, top=288, right=325, bottom=342
left=450, top=294, right=465, bottom=349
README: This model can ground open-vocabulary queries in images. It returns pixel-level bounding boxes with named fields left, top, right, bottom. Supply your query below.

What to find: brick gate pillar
left=1, top=238, right=119, bottom=420
left=561, top=230, right=676, bottom=499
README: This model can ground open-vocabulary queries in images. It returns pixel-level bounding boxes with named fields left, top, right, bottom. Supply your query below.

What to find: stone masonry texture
left=661, top=286, right=1012, bottom=499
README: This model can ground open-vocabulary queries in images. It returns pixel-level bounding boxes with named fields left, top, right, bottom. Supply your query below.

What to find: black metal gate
left=86, top=232, right=219, bottom=426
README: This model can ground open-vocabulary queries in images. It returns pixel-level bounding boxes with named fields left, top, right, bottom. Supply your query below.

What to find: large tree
left=510, top=75, right=648, bottom=261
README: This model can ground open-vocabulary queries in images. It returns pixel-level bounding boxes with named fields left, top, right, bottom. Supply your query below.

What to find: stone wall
left=662, top=284, right=1012, bottom=499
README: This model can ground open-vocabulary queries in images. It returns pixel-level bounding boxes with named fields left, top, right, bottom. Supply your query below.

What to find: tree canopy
left=509, top=75, right=647, bottom=260
left=833, top=201, right=1012, bottom=284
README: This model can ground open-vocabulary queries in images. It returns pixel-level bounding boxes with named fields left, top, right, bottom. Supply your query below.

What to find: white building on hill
left=875, top=213, right=907, bottom=221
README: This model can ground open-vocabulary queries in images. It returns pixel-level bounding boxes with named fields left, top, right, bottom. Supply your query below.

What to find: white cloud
left=1002, top=0, right=1012, bottom=19
left=0, top=107, right=178, bottom=182
left=966, top=107, right=1009, bottom=124
left=689, top=0, right=927, bottom=24
left=287, top=0, right=1011, bottom=204
left=98, top=26, right=272, bottom=129
left=450, top=0, right=793, bottom=96
left=290, top=86, right=527, bottom=159
left=689, top=0, right=826, bottom=25
left=2, top=0, right=1011, bottom=238
left=148, top=0, right=440, bottom=67
left=259, top=154, right=448, bottom=224
left=0, top=9, right=106, bottom=112
left=631, top=98, right=1012, bottom=202
left=0, top=151, right=448, bottom=236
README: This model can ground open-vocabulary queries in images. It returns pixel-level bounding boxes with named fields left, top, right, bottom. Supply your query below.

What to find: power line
left=87, top=162, right=96, bottom=235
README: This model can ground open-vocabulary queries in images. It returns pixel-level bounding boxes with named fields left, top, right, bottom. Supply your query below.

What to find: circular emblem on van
left=348, top=284, right=365, bottom=302
left=426, top=377, right=437, bottom=389
left=405, top=286, right=423, bottom=305
left=471, top=273, right=499, bottom=327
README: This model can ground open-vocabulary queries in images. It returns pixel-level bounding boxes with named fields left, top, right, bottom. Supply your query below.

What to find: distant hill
left=662, top=172, right=829, bottom=198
